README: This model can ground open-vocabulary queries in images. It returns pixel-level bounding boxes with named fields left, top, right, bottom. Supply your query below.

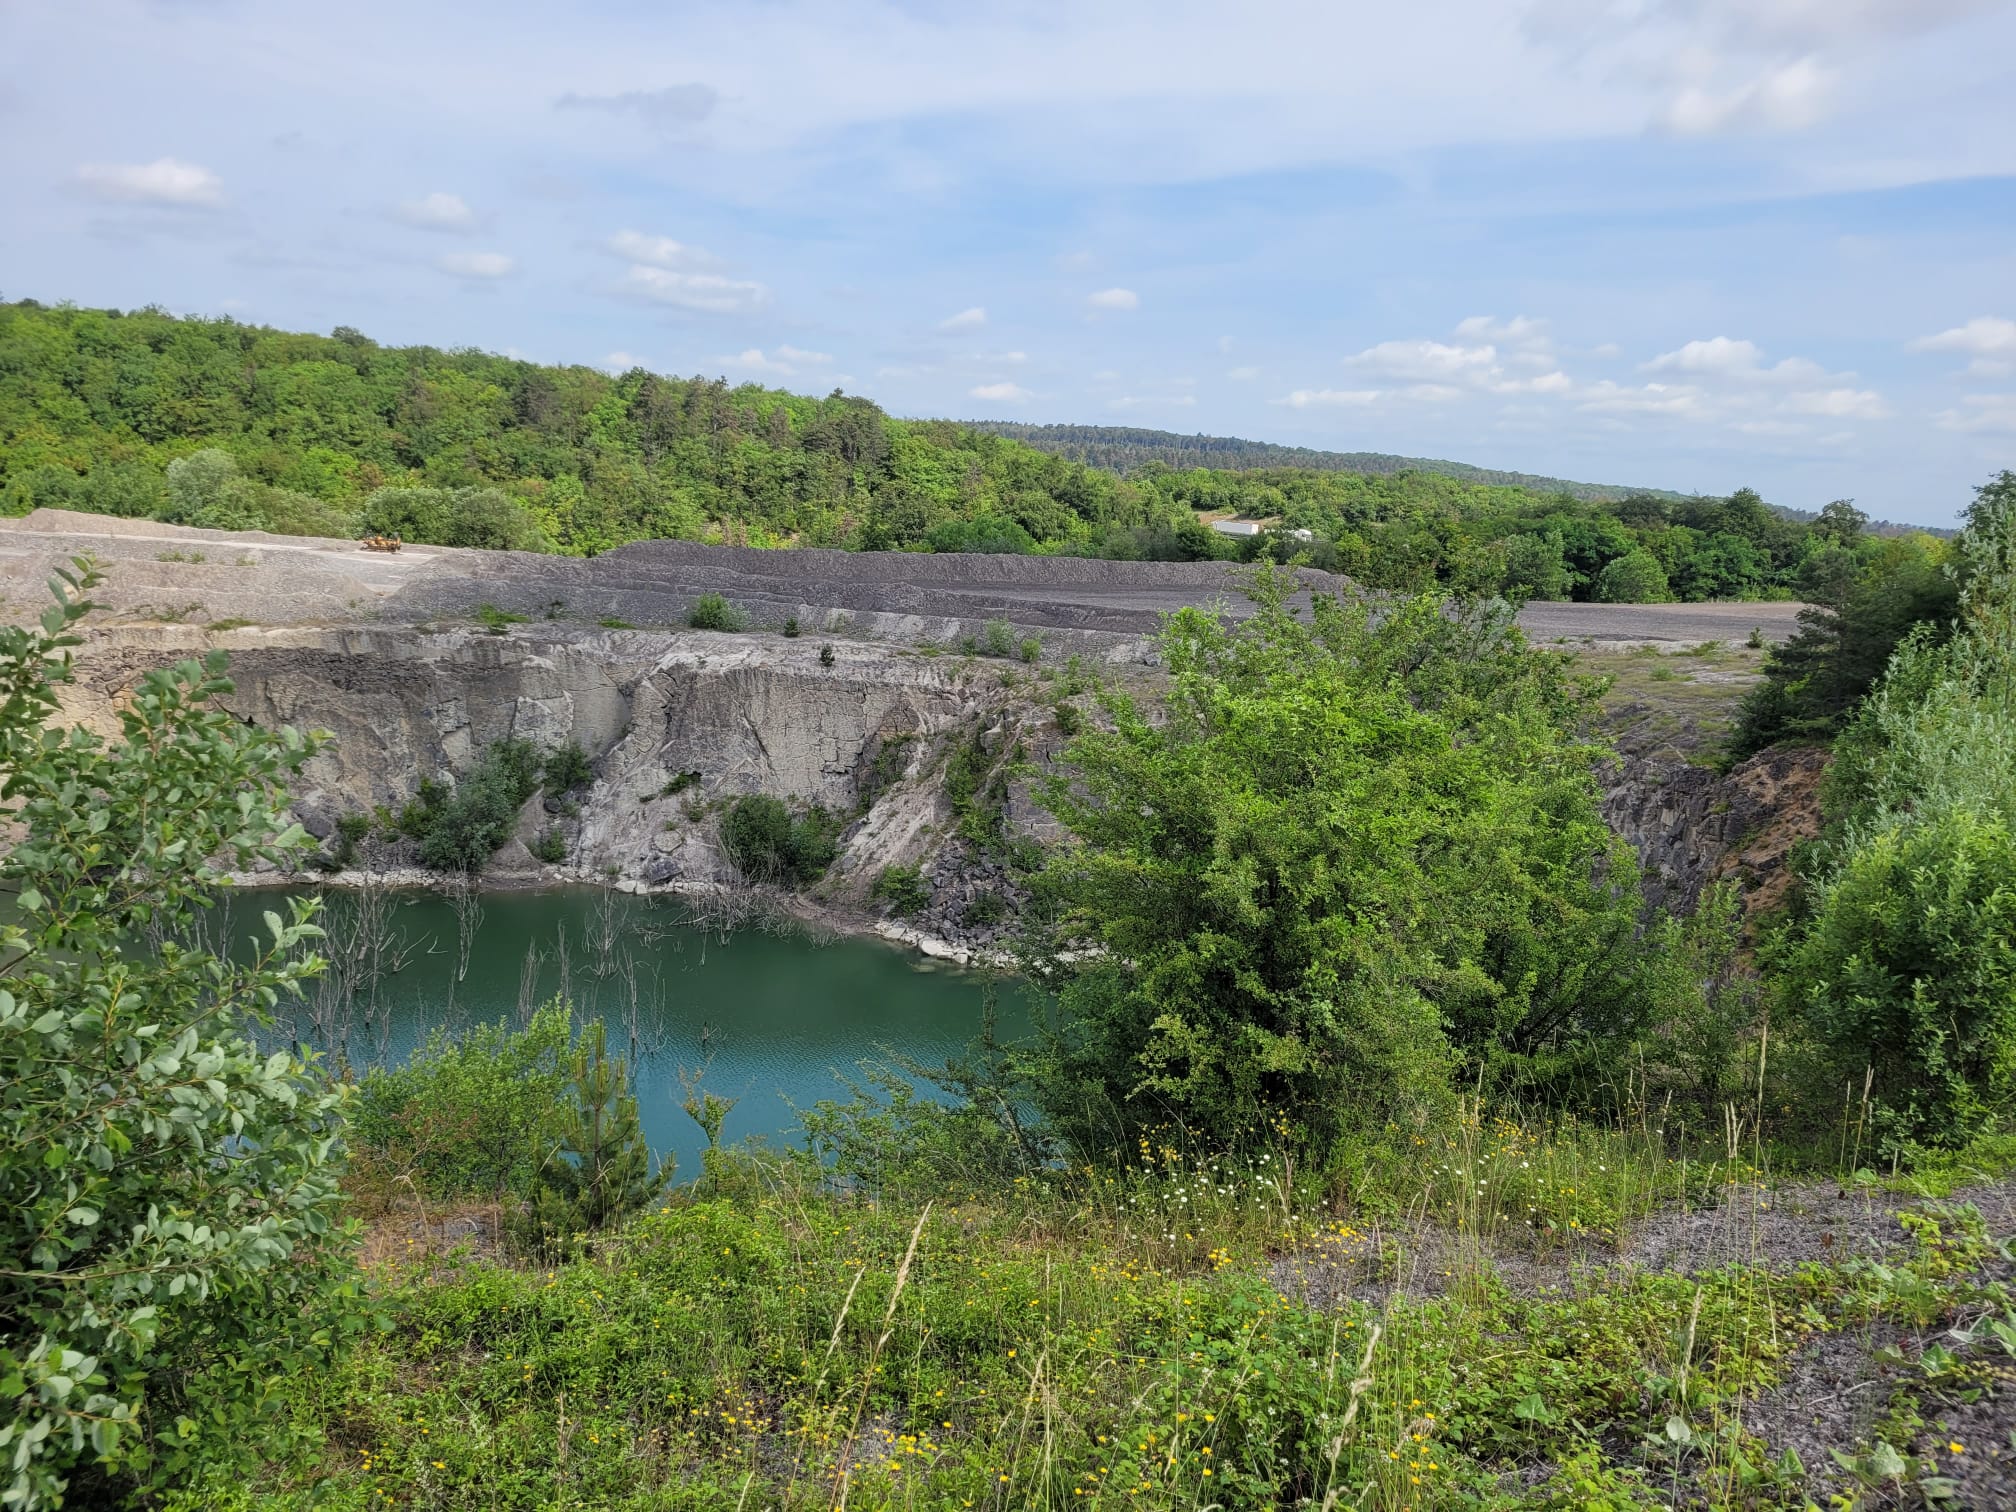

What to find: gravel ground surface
left=0, top=509, right=1804, bottom=649
left=1271, top=1177, right=2016, bottom=1507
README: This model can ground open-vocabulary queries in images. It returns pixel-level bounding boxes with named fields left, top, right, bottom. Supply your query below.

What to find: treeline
left=0, top=300, right=1179, bottom=557
left=963, top=420, right=1680, bottom=501
left=0, top=301, right=1947, bottom=606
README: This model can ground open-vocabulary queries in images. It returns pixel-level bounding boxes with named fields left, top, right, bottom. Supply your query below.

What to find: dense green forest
left=0, top=301, right=1950, bottom=605
left=963, top=421, right=1683, bottom=501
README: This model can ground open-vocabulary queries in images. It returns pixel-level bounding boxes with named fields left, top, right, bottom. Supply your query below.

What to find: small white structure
left=1209, top=519, right=1262, bottom=538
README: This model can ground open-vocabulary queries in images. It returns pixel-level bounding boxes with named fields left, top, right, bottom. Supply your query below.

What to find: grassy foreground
left=183, top=1112, right=2016, bottom=1511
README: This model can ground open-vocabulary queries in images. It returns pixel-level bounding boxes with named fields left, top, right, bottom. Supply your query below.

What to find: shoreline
left=224, top=865, right=1013, bottom=971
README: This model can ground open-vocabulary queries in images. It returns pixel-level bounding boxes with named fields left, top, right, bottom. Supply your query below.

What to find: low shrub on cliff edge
left=719, top=794, right=840, bottom=885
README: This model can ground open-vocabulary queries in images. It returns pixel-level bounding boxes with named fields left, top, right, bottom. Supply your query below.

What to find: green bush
left=476, top=603, right=528, bottom=634
left=528, top=827, right=569, bottom=864
left=871, top=863, right=931, bottom=916
left=962, top=890, right=1008, bottom=926
left=361, top=485, right=546, bottom=552
left=718, top=794, right=839, bottom=885
left=1594, top=548, right=1670, bottom=603
left=782, top=614, right=801, bottom=638
left=1019, top=636, right=1042, bottom=664
left=981, top=618, right=1016, bottom=658
left=0, top=561, right=358, bottom=1509
left=399, top=738, right=545, bottom=872
left=349, top=1003, right=574, bottom=1199
left=687, top=593, right=747, bottom=632
left=819, top=643, right=836, bottom=667
left=1028, top=573, right=1662, bottom=1156
left=1786, top=809, right=2016, bottom=1149
left=541, top=740, right=593, bottom=794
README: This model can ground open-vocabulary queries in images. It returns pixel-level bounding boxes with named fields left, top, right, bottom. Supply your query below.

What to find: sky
left=3, top=0, right=2014, bottom=525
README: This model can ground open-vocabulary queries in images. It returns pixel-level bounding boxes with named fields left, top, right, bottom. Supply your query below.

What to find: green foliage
left=1027, top=571, right=1664, bottom=1156
left=782, top=613, right=801, bottom=638
left=540, top=739, right=593, bottom=794
left=1783, top=473, right=2016, bottom=1150
left=348, top=1004, right=574, bottom=1199
left=516, top=1021, right=672, bottom=1252
left=1730, top=530, right=1959, bottom=757
left=871, top=863, right=931, bottom=916
left=981, top=618, right=1016, bottom=658
left=0, top=561, right=358, bottom=1509
left=686, top=592, right=747, bottom=631
left=398, top=738, right=545, bottom=871
left=361, top=485, right=545, bottom=551
left=818, top=642, right=836, bottom=667
left=476, top=602, right=528, bottom=634
left=528, top=827, right=569, bottom=864
left=1594, top=548, right=1670, bottom=603
left=718, top=794, right=840, bottom=885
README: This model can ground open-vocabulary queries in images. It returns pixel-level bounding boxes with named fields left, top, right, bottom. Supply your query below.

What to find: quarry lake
left=224, top=885, right=1033, bottom=1176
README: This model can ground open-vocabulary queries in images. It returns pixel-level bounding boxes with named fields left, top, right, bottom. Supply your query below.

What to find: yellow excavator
left=359, top=533, right=403, bottom=553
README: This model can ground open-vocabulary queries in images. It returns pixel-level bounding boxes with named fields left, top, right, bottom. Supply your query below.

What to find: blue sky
left=3, top=0, right=2013, bottom=524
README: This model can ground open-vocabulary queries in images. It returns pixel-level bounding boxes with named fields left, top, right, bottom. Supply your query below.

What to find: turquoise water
left=224, top=887, right=1030, bottom=1175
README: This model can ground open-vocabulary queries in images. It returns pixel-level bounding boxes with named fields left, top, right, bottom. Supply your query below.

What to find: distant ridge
left=960, top=422, right=1693, bottom=505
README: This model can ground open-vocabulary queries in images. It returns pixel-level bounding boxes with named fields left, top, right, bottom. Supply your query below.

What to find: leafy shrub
left=982, top=618, right=1016, bottom=658
left=687, top=593, right=747, bottom=632
left=0, top=561, right=357, bottom=1508
left=476, top=603, right=527, bottom=634
left=529, top=827, right=569, bottom=864
left=1019, top=637, right=1042, bottom=664
left=597, top=615, right=633, bottom=629
left=819, top=643, right=836, bottom=668
left=399, top=738, right=544, bottom=872
left=962, top=890, right=1008, bottom=926
left=361, top=485, right=546, bottom=552
left=541, top=740, right=593, bottom=794
left=1028, top=574, right=1660, bottom=1156
left=1786, top=808, right=2016, bottom=1149
left=348, top=1003, right=574, bottom=1200
left=871, top=863, right=931, bottom=916
left=718, top=795, right=840, bottom=885
left=782, top=614, right=801, bottom=638
left=1594, top=548, right=1670, bottom=603
left=1782, top=473, right=2016, bottom=1150
left=660, top=770, right=702, bottom=797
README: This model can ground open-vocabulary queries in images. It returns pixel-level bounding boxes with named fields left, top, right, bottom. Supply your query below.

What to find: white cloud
left=1934, top=394, right=2016, bottom=433
left=1577, top=380, right=1712, bottom=418
left=1785, top=387, right=1891, bottom=419
left=775, top=343, right=833, bottom=365
left=970, top=382, right=1032, bottom=402
left=1914, top=314, right=2016, bottom=354
left=1226, top=366, right=1260, bottom=381
left=720, top=348, right=792, bottom=374
left=938, top=306, right=987, bottom=330
left=605, top=230, right=722, bottom=270
left=75, top=156, right=223, bottom=207
left=395, top=191, right=476, bottom=231
left=1087, top=288, right=1140, bottom=311
left=1913, top=316, right=2016, bottom=377
left=1274, top=388, right=1383, bottom=408
left=1346, top=338, right=1499, bottom=381
left=1644, top=336, right=1830, bottom=382
left=616, top=264, right=767, bottom=313
left=1662, top=56, right=1834, bottom=135
left=437, top=251, right=514, bottom=279
left=1402, top=383, right=1464, bottom=403
left=602, top=351, right=648, bottom=372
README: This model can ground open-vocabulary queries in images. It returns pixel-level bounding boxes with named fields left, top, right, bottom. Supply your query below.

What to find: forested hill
left=962, top=421, right=1686, bottom=503
left=0, top=300, right=1943, bottom=606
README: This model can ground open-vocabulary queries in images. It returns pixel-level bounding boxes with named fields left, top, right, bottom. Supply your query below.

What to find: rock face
left=51, top=622, right=1075, bottom=954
